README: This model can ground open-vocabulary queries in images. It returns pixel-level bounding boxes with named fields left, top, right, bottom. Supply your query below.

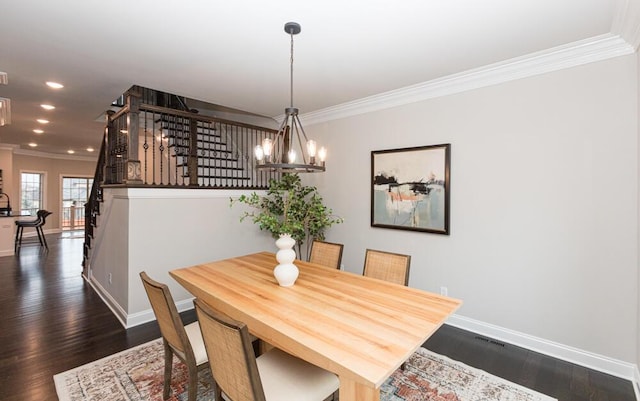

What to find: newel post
left=125, top=91, right=143, bottom=184
left=103, top=110, right=115, bottom=184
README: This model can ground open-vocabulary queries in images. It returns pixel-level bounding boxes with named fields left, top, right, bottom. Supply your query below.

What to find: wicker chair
left=194, top=298, right=339, bottom=401
left=363, top=249, right=411, bottom=286
left=308, top=240, right=344, bottom=269
left=140, top=272, right=209, bottom=401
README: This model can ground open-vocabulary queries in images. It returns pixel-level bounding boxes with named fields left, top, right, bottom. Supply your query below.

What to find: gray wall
left=304, top=54, right=638, bottom=366
left=89, top=188, right=275, bottom=326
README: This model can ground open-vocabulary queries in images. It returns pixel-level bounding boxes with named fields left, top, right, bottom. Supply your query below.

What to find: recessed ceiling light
left=36, top=119, right=49, bottom=124
left=28, top=142, right=37, bottom=147
left=86, top=147, right=95, bottom=152
left=33, top=129, right=44, bottom=134
left=67, top=149, right=75, bottom=154
left=41, top=104, right=55, bottom=110
left=46, top=81, right=64, bottom=89
left=0, top=97, right=10, bottom=126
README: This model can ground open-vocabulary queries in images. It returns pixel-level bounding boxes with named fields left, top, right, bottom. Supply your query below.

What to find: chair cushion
left=256, top=348, right=339, bottom=401
left=184, top=321, right=208, bottom=366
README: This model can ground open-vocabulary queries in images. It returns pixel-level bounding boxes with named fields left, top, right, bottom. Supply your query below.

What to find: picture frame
left=371, top=144, right=450, bottom=235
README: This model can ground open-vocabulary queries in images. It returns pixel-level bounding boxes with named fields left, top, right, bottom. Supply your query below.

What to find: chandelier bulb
left=307, top=140, right=317, bottom=157
left=254, top=145, right=264, bottom=162
left=262, top=138, right=273, bottom=157
left=318, top=147, right=327, bottom=162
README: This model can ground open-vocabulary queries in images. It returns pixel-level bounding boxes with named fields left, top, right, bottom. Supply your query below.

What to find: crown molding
left=12, top=147, right=97, bottom=162
left=0, top=143, right=20, bottom=151
left=301, top=33, right=634, bottom=126
left=612, top=0, right=640, bottom=50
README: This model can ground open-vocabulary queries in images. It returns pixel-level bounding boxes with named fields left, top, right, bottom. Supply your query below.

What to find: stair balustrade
left=82, top=86, right=280, bottom=276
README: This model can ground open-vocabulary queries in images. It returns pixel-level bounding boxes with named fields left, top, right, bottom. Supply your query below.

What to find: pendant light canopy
left=255, top=22, right=326, bottom=173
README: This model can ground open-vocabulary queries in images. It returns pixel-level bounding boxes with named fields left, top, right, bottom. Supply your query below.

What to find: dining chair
left=363, top=249, right=411, bottom=286
left=308, top=240, right=344, bottom=269
left=194, top=298, right=340, bottom=401
left=140, top=272, right=209, bottom=401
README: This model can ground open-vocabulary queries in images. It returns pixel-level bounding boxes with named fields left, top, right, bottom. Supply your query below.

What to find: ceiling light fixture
left=0, top=97, right=10, bottom=126
left=33, top=129, right=44, bottom=134
left=67, top=150, right=75, bottom=154
left=28, top=142, right=37, bottom=147
left=86, top=147, right=94, bottom=152
left=41, top=104, right=55, bottom=110
left=254, top=22, right=326, bottom=173
left=46, top=81, right=64, bottom=89
left=36, top=119, right=49, bottom=124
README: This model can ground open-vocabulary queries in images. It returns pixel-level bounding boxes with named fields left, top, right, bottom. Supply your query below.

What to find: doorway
left=61, top=177, right=93, bottom=231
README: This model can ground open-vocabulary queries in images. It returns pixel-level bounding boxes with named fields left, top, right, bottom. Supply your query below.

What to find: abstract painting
left=371, top=144, right=450, bottom=234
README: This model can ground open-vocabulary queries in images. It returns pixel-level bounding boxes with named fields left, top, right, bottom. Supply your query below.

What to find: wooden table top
left=170, top=251, right=462, bottom=390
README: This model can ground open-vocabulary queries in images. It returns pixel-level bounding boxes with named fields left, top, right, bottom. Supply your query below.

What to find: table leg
left=339, top=377, right=379, bottom=401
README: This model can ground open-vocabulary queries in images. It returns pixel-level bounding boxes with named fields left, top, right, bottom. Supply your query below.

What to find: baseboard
left=86, top=273, right=196, bottom=330
left=125, top=297, right=195, bottom=329
left=634, top=366, right=640, bottom=401
left=86, top=276, right=128, bottom=328
left=447, top=314, right=638, bottom=383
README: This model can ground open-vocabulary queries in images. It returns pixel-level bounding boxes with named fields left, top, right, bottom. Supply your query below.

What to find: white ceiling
left=0, top=0, right=638, bottom=157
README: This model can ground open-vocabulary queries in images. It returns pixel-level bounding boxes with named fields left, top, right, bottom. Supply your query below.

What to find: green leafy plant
left=230, top=174, right=343, bottom=258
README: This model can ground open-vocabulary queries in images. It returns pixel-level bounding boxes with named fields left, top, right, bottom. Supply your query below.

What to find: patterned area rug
left=54, top=339, right=556, bottom=401
left=382, top=349, right=555, bottom=401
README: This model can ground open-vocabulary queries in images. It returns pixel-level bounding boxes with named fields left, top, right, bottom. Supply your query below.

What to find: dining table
left=170, top=251, right=462, bottom=401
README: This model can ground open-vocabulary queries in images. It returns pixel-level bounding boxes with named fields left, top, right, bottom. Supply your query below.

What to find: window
left=62, top=177, right=93, bottom=230
left=20, top=172, right=44, bottom=216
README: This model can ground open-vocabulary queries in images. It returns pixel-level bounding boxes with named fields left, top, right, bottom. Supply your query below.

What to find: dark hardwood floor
left=0, top=233, right=635, bottom=401
left=425, top=326, right=635, bottom=401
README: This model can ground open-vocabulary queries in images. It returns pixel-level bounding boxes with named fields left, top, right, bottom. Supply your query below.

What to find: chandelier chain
left=290, top=30, right=294, bottom=108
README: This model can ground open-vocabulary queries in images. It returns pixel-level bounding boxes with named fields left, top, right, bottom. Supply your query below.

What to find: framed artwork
left=371, top=144, right=450, bottom=235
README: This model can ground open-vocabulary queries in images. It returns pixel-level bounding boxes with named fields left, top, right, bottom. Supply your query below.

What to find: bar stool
left=15, top=210, right=52, bottom=252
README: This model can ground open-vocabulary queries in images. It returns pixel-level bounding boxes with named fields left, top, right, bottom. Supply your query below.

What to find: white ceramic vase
left=273, top=234, right=299, bottom=287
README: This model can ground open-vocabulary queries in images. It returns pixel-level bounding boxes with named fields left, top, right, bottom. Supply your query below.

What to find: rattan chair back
left=309, top=240, right=344, bottom=269
left=140, top=272, right=193, bottom=360
left=140, top=272, right=209, bottom=401
left=195, top=298, right=266, bottom=401
left=363, top=249, right=411, bottom=286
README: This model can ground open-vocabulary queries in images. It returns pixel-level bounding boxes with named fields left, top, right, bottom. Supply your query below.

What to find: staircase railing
left=82, top=86, right=280, bottom=275
left=103, top=86, right=279, bottom=188
left=82, top=132, right=107, bottom=278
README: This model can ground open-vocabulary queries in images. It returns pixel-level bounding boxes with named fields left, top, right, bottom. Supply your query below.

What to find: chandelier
left=254, top=22, right=326, bottom=173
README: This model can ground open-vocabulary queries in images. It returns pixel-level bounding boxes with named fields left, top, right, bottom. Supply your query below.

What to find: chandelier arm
left=273, top=114, right=290, bottom=163
left=293, top=114, right=311, bottom=142
left=292, top=114, right=309, bottom=164
left=290, top=115, right=304, bottom=164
